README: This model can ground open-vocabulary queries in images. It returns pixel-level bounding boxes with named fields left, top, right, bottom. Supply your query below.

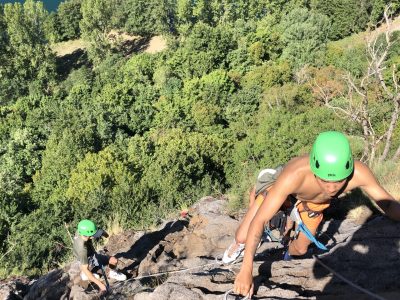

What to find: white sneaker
left=109, top=269, right=127, bottom=281
left=222, top=240, right=245, bottom=264
left=81, top=272, right=100, bottom=281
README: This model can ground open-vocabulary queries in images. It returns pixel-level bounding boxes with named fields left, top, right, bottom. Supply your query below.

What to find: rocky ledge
left=2, top=196, right=400, bottom=300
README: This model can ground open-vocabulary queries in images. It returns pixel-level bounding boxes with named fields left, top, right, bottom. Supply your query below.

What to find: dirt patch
left=370, top=15, right=400, bottom=38
left=52, top=34, right=167, bottom=58
left=145, top=36, right=167, bottom=54
left=52, top=39, right=87, bottom=57
left=108, top=30, right=138, bottom=43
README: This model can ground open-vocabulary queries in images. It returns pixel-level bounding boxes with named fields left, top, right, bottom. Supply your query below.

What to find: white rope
left=134, top=259, right=224, bottom=280
left=313, top=255, right=388, bottom=300
left=223, top=289, right=250, bottom=300
left=111, top=256, right=231, bottom=289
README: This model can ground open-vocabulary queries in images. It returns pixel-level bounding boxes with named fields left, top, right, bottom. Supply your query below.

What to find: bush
left=1, top=201, right=71, bottom=275
left=225, top=107, right=350, bottom=207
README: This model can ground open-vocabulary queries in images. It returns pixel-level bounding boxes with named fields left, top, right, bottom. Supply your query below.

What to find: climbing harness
left=263, top=227, right=282, bottom=243
left=265, top=210, right=287, bottom=243
left=262, top=201, right=328, bottom=251
left=290, top=206, right=328, bottom=251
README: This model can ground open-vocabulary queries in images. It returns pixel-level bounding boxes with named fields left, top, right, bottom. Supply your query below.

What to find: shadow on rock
left=313, top=216, right=400, bottom=300
left=117, top=219, right=188, bottom=272
left=24, top=269, right=70, bottom=300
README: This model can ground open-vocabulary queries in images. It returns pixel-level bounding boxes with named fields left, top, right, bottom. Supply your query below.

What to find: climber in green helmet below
left=73, top=219, right=127, bottom=292
left=228, top=131, right=400, bottom=298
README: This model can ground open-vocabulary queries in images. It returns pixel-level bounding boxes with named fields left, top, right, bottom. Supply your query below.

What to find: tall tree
left=0, top=0, right=56, bottom=104
left=80, top=0, right=115, bottom=64
left=311, top=0, right=371, bottom=39
left=56, top=0, right=82, bottom=41
left=279, top=8, right=330, bottom=69
left=124, top=0, right=175, bottom=36
left=310, top=6, right=400, bottom=163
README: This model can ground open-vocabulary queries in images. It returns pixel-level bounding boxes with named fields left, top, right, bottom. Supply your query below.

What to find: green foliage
left=0, top=0, right=56, bottom=104
left=56, top=0, right=82, bottom=41
left=124, top=0, right=176, bottom=36
left=61, top=66, right=93, bottom=93
left=95, top=80, right=158, bottom=139
left=2, top=201, right=71, bottom=275
left=94, top=53, right=158, bottom=140
left=32, top=125, right=97, bottom=205
left=167, top=22, right=236, bottom=78
left=66, top=144, right=136, bottom=224
left=44, top=12, right=61, bottom=43
left=241, top=61, right=292, bottom=91
left=325, top=41, right=367, bottom=77
left=142, top=129, right=229, bottom=210
left=0, top=128, right=41, bottom=194
left=80, top=0, right=115, bottom=64
left=225, top=85, right=262, bottom=138
left=279, top=8, right=330, bottom=69
left=226, top=15, right=282, bottom=71
left=310, top=0, right=371, bottom=39
left=154, top=69, right=235, bottom=132
left=176, top=0, right=304, bottom=28
left=0, top=0, right=395, bottom=277
left=184, top=69, right=235, bottom=130
left=262, top=83, right=313, bottom=110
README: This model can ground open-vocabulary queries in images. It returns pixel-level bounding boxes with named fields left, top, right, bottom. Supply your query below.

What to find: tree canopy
left=0, top=0, right=399, bottom=277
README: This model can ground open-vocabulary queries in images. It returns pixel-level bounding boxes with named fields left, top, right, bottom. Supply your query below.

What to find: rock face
left=2, top=197, right=400, bottom=300
left=0, top=277, right=29, bottom=300
left=23, top=270, right=70, bottom=300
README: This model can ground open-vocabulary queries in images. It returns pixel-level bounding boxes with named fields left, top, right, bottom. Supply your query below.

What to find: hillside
left=1, top=1, right=400, bottom=291
left=327, top=15, right=400, bottom=51
left=1, top=197, right=399, bottom=299
left=51, top=15, right=400, bottom=58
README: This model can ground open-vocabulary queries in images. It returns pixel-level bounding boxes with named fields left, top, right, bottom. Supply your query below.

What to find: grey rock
left=5, top=198, right=400, bottom=300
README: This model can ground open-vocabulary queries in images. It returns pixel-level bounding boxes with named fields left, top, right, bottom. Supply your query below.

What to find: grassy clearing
left=105, top=213, right=125, bottom=237
left=373, top=160, right=400, bottom=198
left=51, top=34, right=167, bottom=58
left=51, top=39, right=87, bottom=57
left=328, top=15, right=400, bottom=50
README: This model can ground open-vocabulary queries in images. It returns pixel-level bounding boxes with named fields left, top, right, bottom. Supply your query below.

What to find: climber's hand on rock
left=234, top=269, right=254, bottom=298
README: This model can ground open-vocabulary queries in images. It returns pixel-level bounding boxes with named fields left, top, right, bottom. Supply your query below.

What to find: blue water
left=0, top=0, right=62, bottom=12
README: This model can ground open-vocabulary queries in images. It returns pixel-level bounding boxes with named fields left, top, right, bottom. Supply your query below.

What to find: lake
left=0, top=0, right=62, bottom=12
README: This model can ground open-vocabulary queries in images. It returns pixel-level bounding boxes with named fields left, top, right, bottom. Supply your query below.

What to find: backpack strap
left=255, top=165, right=284, bottom=197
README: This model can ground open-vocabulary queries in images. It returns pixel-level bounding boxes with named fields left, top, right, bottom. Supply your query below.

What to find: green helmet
left=310, top=131, right=353, bottom=181
left=77, top=219, right=97, bottom=236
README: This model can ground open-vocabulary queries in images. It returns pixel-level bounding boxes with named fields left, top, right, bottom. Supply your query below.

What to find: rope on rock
left=223, top=289, right=250, bottom=300
left=313, top=255, right=388, bottom=300
left=134, top=259, right=226, bottom=280
left=111, top=255, right=238, bottom=289
left=104, top=250, right=388, bottom=300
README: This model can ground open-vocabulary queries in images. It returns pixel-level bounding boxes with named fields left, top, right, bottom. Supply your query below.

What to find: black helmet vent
left=346, top=161, right=350, bottom=169
left=315, top=160, right=320, bottom=169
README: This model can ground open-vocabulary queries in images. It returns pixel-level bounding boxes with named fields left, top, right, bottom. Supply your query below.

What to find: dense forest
left=0, top=0, right=399, bottom=277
